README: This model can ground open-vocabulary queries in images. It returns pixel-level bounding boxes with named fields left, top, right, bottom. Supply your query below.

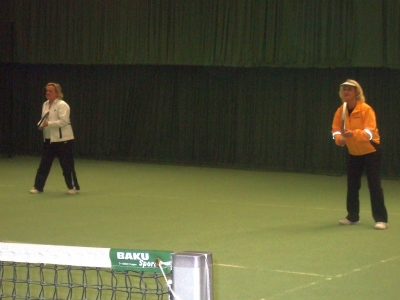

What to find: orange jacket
left=332, top=102, right=380, bottom=156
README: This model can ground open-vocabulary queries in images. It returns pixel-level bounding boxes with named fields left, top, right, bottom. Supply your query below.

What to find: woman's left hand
left=39, top=120, right=48, bottom=130
left=343, top=129, right=353, bottom=138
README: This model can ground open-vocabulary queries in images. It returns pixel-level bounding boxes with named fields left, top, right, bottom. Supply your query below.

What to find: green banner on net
left=109, top=249, right=173, bottom=273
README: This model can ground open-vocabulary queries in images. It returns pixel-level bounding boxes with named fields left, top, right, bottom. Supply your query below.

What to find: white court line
left=217, top=255, right=400, bottom=299
left=381, top=256, right=400, bottom=263
left=274, top=270, right=328, bottom=277
left=209, top=200, right=341, bottom=212
left=211, top=200, right=400, bottom=216
left=215, top=263, right=246, bottom=269
left=108, top=193, right=180, bottom=199
left=215, top=264, right=330, bottom=278
left=109, top=195, right=400, bottom=216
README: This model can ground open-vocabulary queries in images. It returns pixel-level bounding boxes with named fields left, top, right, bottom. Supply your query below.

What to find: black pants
left=346, top=148, right=387, bottom=223
left=33, top=139, right=80, bottom=192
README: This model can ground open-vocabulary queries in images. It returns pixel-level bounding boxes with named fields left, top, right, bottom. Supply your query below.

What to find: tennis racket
left=340, top=102, right=347, bottom=139
left=37, top=111, right=49, bottom=128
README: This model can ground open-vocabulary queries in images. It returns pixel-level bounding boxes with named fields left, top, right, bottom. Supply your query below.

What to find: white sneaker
left=339, top=218, right=360, bottom=225
left=67, top=189, right=80, bottom=195
left=374, top=222, right=387, bottom=230
left=29, top=188, right=42, bottom=194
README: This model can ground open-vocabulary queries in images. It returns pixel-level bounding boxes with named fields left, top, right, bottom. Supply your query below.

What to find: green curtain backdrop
left=9, top=65, right=400, bottom=178
left=6, top=0, right=400, bottom=68
left=1, top=0, right=399, bottom=178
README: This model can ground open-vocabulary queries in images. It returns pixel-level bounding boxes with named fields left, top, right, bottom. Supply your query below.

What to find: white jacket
left=41, top=99, right=74, bottom=142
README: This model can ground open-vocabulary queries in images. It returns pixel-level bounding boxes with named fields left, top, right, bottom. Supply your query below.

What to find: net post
left=172, top=251, right=213, bottom=300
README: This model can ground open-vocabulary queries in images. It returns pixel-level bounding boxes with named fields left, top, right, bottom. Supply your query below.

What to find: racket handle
left=37, top=112, right=49, bottom=128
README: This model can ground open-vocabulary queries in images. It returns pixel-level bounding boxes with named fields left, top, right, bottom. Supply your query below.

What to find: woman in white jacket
left=30, top=83, right=80, bottom=195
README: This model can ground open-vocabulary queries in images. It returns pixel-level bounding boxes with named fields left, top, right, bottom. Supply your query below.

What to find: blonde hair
left=338, top=79, right=365, bottom=103
left=46, top=83, right=63, bottom=99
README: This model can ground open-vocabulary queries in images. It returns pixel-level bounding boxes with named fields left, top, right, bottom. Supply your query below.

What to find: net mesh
left=0, top=241, right=172, bottom=300
left=0, top=261, right=170, bottom=300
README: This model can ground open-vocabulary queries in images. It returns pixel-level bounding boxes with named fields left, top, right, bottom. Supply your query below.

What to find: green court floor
left=1, top=156, right=399, bottom=299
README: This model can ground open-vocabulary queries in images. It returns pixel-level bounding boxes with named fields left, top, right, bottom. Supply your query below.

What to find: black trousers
left=346, top=148, right=387, bottom=223
left=33, top=139, right=80, bottom=192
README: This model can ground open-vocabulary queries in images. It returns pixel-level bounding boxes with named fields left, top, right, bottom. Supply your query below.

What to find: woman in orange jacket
left=332, top=79, right=388, bottom=230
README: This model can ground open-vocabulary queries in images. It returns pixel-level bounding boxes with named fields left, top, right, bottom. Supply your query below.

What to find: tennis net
left=0, top=242, right=172, bottom=300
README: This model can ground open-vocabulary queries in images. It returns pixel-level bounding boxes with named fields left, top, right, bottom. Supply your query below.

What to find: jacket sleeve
left=331, top=107, right=343, bottom=146
left=353, top=106, right=376, bottom=142
left=48, top=101, right=71, bottom=128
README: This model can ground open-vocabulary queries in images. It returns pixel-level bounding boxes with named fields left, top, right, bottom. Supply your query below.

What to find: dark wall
left=8, top=64, right=400, bottom=178
left=0, top=21, right=14, bottom=156
left=2, top=0, right=400, bottom=178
